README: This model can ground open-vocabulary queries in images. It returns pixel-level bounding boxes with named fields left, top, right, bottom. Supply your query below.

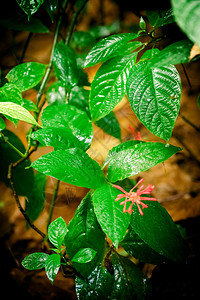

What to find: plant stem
left=46, top=180, right=60, bottom=232
left=19, top=32, right=33, bottom=64
left=0, top=132, right=25, bottom=157
left=179, top=112, right=200, bottom=133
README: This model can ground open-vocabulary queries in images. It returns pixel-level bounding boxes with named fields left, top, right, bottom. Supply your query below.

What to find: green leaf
left=22, top=99, right=38, bottom=112
left=31, top=148, right=105, bottom=189
left=6, top=62, right=46, bottom=92
left=25, top=172, right=46, bottom=223
left=0, top=117, right=6, bottom=131
left=92, top=183, right=131, bottom=248
left=16, top=0, right=44, bottom=18
left=84, top=33, right=141, bottom=68
left=90, top=53, right=137, bottom=121
left=43, top=0, right=58, bottom=22
left=95, top=111, right=121, bottom=139
left=148, top=40, right=193, bottom=68
left=0, top=130, right=34, bottom=198
left=127, top=61, right=181, bottom=140
left=41, top=104, right=93, bottom=150
left=172, top=0, right=200, bottom=47
left=45, top=254, right=60, bottom=284
left=0, top=83, right=22, bottom=104
left=22, top=252, right=49, bottom=270
left=48, top=217, right=67, bottom=249
left=53, top=42, right=79, bottom=89
left=31, top=127, right=84, bottom=150
left=146, top=8, right=174, bottom=28
left=46, top=81, right=66, bottom=106
left=107, top=142, right=182, bottom=182
left=69, top=86, right=90, bottom=117
left=64, top=193, right=106, bottom=277
left=129, top=201, right=186, bottom=262
left=71, top=248, right=97, bottom=264
left=0, top=102, right=39, bottom=126
left=139, top=16, right=146, bottom=30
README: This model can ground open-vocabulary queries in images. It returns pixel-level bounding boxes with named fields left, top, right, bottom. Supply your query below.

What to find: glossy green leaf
left=172, top=0, right=200, bottom=47
left=22, top=252, right=49, bottom=270
left=71, top=248, right=97, bottom=264
left=16, top=0, right=44, bottom=17
left=53, top=42, right=79, bottom=89
left=0, top=117, right=6, bottom=131
left=69, top=86, right=90, bottom=117
left=0, top=130, right=34, bottom=198
left=6, top=62, right=46, bottom=92
left=64, top=193, right=106, bottom=277
left=31, top=127, right=84, bottom=150
left=41, top=104, right=93, bottom=150
left=95, top=111, right=121, bottom=139
left=92, top=183, right=131, bottom=248
left=90, top=53, right=136, bottom=121
left=46, top=81, right=66, bottom=106
left=146, top=8, right=174, bottom=28
left=84, top=33, right=141, bottom=68
left=129, top=201, right=186, bottom=262
left=48, top=217, right=67, bottom=249
left=25, top=172, right=46, bottom=223
left=0, top=102, right=39, bottom=126
left=148, top=40, right=193, bottom=68
left=31, top=148, right=105, bottom=189
left=22, top=99, right=38, bottom=112
left=127, top=61, right=181, bottom=140
left=107, top=142, right=182, bottom=182
left=43, top=0, right=58, bottom=21
left=45, top=254, right=60, bottom=284
left=0, top=83, right=22, bottom=104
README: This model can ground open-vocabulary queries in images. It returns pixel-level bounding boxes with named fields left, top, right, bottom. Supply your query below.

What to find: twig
left=179, top=112, right=200, bottom=133
left=19, top=32, right=33, bottom=64
left=181, top=63, right=192, bottom=90
left=46, top=180, right=60, bottom=232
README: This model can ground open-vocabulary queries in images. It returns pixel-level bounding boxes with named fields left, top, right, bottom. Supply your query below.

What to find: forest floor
left=1, top=1, right=200, bottom=299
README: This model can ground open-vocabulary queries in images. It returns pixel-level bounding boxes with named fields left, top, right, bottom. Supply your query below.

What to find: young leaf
left=172, top=0, right=200, bottom=47
left=22, top=99, right=38, bottom=112
left=31, top=148, right=105, bottom=189
left=41, top=104, right=93, bottom=150
left=146, top=8, right=174, bottom=28
left=107, top=142, right=182, bottom=182
left=127, top=61, right=181, bottom=140
left=90, top=53, right=137, bottom=121
left=22, top=252, right=49, bottom=270
left=45, top=254, right=61, bottom=284
left=92, top=183, right=131, bottom=248
left=129, top=201, right=186, bottom=262
left=16, top=0, right=44, bottom=18
left=71, top=248, right=97, bottom=264
left=84, top=33, right=141, bottom=68
left=0, top=83, right=22, bottom=104
left=64, top=193, right=106, bottom=277
left=0, top=102, right=40, bottom=126
left=6, top=62, right=46, bottom=92
left=95, top=111, right=121, bottom=139
left=44, top=0, right=58, bottom=22
left=48, top=217, right=67, bottom=249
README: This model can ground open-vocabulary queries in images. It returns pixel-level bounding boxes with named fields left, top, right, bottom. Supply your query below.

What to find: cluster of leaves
left=1, top=0, right=199, bottom=298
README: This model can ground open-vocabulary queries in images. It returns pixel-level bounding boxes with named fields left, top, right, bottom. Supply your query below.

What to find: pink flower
left=113, top=178, right=157, bottom=216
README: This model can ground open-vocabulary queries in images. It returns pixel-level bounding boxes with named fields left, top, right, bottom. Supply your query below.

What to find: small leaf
left=92, top=183, right=131, bottom=248
left=146, top=8, right=174, bottom=28
left=48, top=217, right=67, bottom=249
left=22, top=99, right=38, bottom=112
left=71, top=248, right=97, bottom=264
left=6, top=62, right=46, bottom=92
left=44, top=0, right=58, bottom=22
left=31, top=148, right=105, bottom=189
left=22, top=252, right=49, bottom=270
left=0, top=117, right=6, bottom=131
left=45, top=254, right=61, bottom=284
left=16, top=0, right=44, bottom=17
left=84, top=33, right=141, bottom=68
left=0, top=102, right=40, bottom=126
left=139, top=16, right=146, bottom=30
left=107, top=142, right=182, bottom=182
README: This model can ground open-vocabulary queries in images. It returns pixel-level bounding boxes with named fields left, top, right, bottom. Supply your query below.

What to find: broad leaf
left=172, top=0, right=200, bottom=47
left=45, top=254, right=60, bottom=284
left=16, top=0, right=44, bottom=17
left=0, top=83, right=22, bottom=104
left=92, top=183, right=131, bottom=248
left=46, top=81, right=66, bottom=106
left=64, top=193, right=106, bottom=277
left=84, top=33, right=141, bottom=67
left=31, top=148, right=105, bottom=189
left=6, top=62, right=46, bottom=92
left=107, top=142, right=181, bottom=182
left=148, top=40, right=193, bottom=68
left=0, top=118, right=5, bottom=131
left=129, top=201, right=186, bottom=262
left=0, top=102, right=39, bottom=126
left=22, top=252, right=49, bottom=270
left=71, top=248, right=97, bottom=264
left=127, top=61, right=181, bottom=140
left=90, top=53, right=136, bottom=121
left=95, top=111, right=121, bottom=139
left=48, top=217, right=67, bottom=249
left=0, top=130, right=34, bottom=198
left=69, top=86, right=90, bottom=117
left=41, top=104, right=93, bottom=150
left=146, top=8, right=174, bottom=28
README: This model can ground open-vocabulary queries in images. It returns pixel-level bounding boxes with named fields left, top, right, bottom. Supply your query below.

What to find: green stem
left=0, top=132, right=25, bottom=157
left=46, top=180, right=60, bottom=232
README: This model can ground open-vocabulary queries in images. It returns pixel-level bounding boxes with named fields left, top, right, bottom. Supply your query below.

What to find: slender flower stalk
left=113, top=178, right=157, bottom=216
left=128, top=125, right=142, bottom=140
